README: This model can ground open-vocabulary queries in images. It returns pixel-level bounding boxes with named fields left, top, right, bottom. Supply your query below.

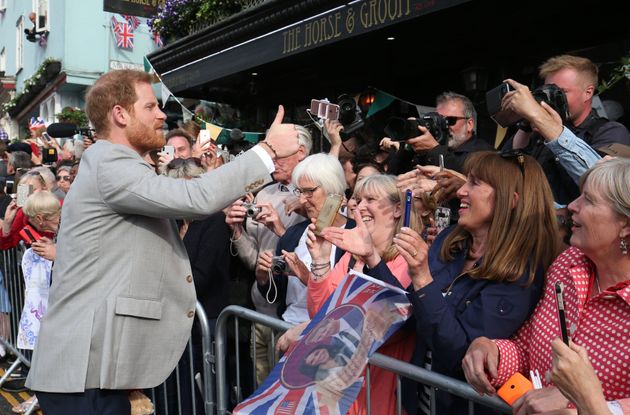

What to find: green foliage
left=598, top=53, right=630, bottom=95
left=56, top=107, right=89, bottom=128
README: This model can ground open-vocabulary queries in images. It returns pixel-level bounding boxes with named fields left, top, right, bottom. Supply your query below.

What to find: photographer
left=388, top=91, right=493, bottom=175
left=504, top=54, right=630, bottom=205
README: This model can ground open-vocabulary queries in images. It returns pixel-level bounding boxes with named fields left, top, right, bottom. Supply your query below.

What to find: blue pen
left=403, top=189, right=412, bottom=227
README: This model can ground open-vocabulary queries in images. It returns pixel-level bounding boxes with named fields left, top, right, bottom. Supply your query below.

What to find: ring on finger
left=411, top=249, right=418, bottom=257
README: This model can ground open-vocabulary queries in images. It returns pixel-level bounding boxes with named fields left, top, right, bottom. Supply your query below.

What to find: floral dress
left=17, top=248, right=52, bottom=350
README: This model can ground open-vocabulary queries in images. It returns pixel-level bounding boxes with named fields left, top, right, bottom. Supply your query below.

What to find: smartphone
left=19, top=225, right=41, bottom=244
left=315, top=193, right=343, bottom=235
left=42, top=132, right=53, bottom=143
left=5, top=179, right=15, bottom=195
left=162, top=145, right=175, bottom=158
left=403, top=189, right=412, bottom=227
left=555, top=282, right=570, bottom=345
left=310, top=99, right=340, bottom=121
left=497, top=372, right=533, bottom=406
left=199, top=129, right=212, bottom=144
left=439, top=154, right=445, bottom=172
left=434, top=206, right=451, bottom=234
left=16, top=184, right=33, bottom=207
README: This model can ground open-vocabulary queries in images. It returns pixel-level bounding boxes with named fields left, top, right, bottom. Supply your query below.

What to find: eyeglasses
left=293, top=185, right=320, bottom=198
left=444, top=116, right=469, bottom=126
left=56, top=175, right=71, bottom=182
left=500, top=150, right=526, bottom=176
left=166, top=157, right=203, bottom=170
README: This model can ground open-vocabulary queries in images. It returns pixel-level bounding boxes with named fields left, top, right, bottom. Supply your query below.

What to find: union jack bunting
left=152, top=31, right=164, bottom=48
left=115, top=22, right=134, bottom=50
left=110, top=15, right=121, bottom=34
left=28, top=117, right=46, bottom=131
left=233, top=271, right=412, bottom=415
left=123, top=14, right=141, bottom=32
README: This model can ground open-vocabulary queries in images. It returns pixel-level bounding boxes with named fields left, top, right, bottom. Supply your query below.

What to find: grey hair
left=161, top=160, right=206, bottom=179
left=32, top=166, right=56, bottom=187
left=291, top=153, right=346, bottom=195
left=580, top=158, right=630, bottom=218
left=296, top=125, right=313, bottom=156
left=436, top=91, right=477, bottom=133
left=23, top=190, right=61, bottom=219
left=8, top=151, right=32, bottom=170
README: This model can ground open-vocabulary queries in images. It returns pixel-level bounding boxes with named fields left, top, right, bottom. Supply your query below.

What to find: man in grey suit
left=25, top=69, right=300, bottom=414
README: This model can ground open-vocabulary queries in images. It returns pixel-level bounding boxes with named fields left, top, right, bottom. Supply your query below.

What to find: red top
left=0, top=207, right=57, bottom=250
left=493, top=247, right=630, bottom=409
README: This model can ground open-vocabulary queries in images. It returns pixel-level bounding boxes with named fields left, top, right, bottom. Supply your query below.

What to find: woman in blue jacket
left=393, top=151, right=561, bottom=413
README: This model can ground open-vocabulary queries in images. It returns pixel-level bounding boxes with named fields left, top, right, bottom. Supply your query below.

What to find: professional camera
left=271, top=256, right=287, bottom=274
left=337, top=94, right=365, bottom=139
left=243, top=202, right=260, bottom=218
left=531, top=84, right=569, bottom=123
left=225, top=128, right=253, bottom=156
left=384, top=112, right=450, bottom=144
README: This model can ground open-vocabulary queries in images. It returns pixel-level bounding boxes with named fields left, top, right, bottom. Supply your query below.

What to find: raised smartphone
left=555, top=282, right=569, bottom=345
left=403, top=189, right=412, bottom=227
left=315, top=193, right=343, bottom=235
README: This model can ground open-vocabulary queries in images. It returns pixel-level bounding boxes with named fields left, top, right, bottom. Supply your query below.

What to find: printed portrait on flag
left=234, top=271, right=412, bottom=415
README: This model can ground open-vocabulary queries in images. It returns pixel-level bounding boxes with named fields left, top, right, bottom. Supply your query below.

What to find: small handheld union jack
left=115, top=22, right=134, bottom=50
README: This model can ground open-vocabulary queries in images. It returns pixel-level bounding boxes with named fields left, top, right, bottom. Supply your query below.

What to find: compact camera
left=243, top=202, right=261, bottom=218
left=384, top=112, right=450, bottom=144
left=271, top=256, right=287, bottom=274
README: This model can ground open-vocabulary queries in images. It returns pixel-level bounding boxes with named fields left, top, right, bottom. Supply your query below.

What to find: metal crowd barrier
left=215, top=305, right=512, bottom=415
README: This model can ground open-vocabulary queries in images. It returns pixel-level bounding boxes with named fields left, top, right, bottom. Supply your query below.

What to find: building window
left=33, top=0, right=48, bottom=31
left=0, top=0, right=7, bottom=13
left=40, top=94, right=57, bottom=125
left=0, top=48, right=6, bottom=74
left=16, top=17, right=23, bottom=72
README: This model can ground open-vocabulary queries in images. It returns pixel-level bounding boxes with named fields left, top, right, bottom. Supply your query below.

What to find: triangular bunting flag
left=161, top=83, right=172, bottom=108
left=205, top=123, right=223, bottom=141
left=366, top=90, right=395, bottom=118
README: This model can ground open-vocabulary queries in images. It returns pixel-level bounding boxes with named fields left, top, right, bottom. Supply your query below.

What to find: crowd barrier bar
left=215, top=305, right=511, bottom=415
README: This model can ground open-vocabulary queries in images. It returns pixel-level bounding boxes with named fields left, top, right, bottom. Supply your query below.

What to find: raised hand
left=320, top=209, right=377, bottom=265
left=262, top=105, right=301, bottom=158
left=393, top=226, right=431, bottom=289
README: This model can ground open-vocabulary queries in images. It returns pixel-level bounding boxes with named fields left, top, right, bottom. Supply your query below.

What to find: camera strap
left=265, top=268, right=278, bottom=304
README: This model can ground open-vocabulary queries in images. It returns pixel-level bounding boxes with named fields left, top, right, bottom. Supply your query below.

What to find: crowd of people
left=0, top=52, right=627, bottom=415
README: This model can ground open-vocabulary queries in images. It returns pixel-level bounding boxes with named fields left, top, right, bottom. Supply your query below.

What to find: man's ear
left=584, top=84, right=595, bottom=101
left=297, top=144, right=307, bottom=161
left=111, top=105, right=130, bottom=127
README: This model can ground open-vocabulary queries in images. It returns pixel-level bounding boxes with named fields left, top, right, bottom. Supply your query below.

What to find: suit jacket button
left=187, top=310, right=194, bottom=318
left=186, top=275, right=193, bottom=283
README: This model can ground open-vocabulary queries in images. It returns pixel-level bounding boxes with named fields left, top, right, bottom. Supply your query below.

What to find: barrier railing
left=214, top=305, right=511, bottom=415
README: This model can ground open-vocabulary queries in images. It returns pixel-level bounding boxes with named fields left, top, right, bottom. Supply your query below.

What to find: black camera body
left=243, top=202, right=260, bottom=218
left=384, top=112, right=450, bottom=144
left=531, top=84, right=569, bottom=123
left=271, top=256, right=287, bottom=274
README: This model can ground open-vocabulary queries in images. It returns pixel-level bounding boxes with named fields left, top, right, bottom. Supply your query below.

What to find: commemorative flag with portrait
left=234, top=271, right=412, bottom=415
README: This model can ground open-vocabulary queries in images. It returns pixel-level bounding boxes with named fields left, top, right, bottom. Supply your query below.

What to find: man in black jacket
left=389, top=91, right=493, bottom=174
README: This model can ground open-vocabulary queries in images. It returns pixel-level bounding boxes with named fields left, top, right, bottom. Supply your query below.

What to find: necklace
left=595, top=274, right=602, bottom=294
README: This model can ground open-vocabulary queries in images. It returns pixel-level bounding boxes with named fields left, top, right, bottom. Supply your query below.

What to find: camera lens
left=271, top=258, right=287, bottom=274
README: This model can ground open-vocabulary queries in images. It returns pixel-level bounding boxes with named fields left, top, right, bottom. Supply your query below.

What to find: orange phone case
left=497, top=372, right=533, bottom=406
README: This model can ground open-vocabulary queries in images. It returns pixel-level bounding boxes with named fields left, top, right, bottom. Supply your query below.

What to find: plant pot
left=44, top=61, right=61, bottom=81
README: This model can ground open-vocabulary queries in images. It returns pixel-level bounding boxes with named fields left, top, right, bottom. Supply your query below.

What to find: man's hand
left=503, top=79, right=563, bottom=141
left=406, top=125, right=439, bottom=153
left=262, top=105, right=300, bottom=158
left=225, top=199, right=247, bottom=238
left=255, top=250, right=274, bottom=285
left=157, top=150, right=174, bottom=170
left=462, top=337, right=500, bottom=395
left=325, top=120, right=343, bottom=157
left=432, top=170, right=466, bottom=203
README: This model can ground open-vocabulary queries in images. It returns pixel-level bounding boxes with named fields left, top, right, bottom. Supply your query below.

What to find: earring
left=621, top=238, right=628, bottom=255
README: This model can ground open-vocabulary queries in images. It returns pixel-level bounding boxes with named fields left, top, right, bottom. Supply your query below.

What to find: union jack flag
left=111, top=15, right=121, bottom=34
left=123, top=14, right=141, bottom=32
left=115, top=22, right=134, bottom=50
left=152, top=31, right=164, bottom=48
left=28, top=117, right=46, bottom=131
left=233, top=271, right=412, bottom=415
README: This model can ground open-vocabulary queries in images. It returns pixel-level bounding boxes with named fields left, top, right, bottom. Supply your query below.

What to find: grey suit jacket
left=26, top=140, right=271, bottom=392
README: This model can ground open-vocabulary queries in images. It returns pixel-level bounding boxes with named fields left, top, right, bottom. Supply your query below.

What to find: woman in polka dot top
left=463, top=158, right=630, bottom=414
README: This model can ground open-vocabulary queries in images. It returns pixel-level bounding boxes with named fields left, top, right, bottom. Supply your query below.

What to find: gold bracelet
left=260, top=141, right=278, bottom=159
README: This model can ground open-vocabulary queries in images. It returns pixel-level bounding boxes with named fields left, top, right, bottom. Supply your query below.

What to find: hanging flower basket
left=44, top=61, right=61, bottom=81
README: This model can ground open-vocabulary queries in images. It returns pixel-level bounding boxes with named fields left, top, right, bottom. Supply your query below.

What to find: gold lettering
left=346, top=9, right=355, bottom=33
left=334, top=12, right=341, bottom=38
left=282, top=31, right=289, bottom=54
left=304, top=23, right=312, bottom=48
left=388, top=0, right=398, bottom=20
left=281, top=27, right=302, bottom=54
left=378, top=0, right=387, bottom=24
left=359, top=2, right=369, bottom=28
left=404, top=0, right=411, bottom=16
left=369, top=0, right=377, bottom=26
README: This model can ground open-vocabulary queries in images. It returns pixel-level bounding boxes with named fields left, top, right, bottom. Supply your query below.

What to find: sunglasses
left=444, top=116, right=469, bottom=126
left=166, top=157, right=203, bottom=170
left=56, top=175, right=71, bottom=182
